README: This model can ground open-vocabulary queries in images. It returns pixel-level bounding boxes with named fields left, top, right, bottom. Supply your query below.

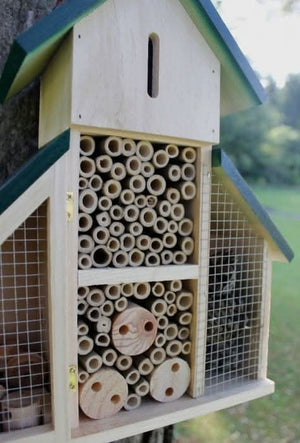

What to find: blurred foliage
left=220, top=73, right=300, bottom=185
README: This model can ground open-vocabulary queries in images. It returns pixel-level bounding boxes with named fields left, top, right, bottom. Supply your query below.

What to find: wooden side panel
left=72, top=0, right=220, bottom=144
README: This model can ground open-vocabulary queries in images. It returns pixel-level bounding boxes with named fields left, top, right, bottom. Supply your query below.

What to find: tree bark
left=0, top=2, right=173, bottom=441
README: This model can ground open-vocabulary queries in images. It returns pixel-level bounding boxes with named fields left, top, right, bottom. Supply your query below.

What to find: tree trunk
left=0, top=2, right=173, bottom=441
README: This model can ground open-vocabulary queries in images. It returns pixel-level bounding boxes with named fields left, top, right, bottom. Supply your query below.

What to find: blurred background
left=176, top=1, right=300, bottom=441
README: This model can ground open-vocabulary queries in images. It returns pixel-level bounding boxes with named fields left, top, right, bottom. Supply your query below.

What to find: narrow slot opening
left=147, top=34, right=159, bottom=98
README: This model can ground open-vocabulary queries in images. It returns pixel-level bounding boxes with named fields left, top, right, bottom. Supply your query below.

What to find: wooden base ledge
left=72, top=379, right=274, bottom=442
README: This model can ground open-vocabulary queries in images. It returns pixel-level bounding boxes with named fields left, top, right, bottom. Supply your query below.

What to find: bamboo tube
left=120, top=233, right=135, bottom=251
left=170, top=203, right=185, bottom=221
left=116, top=355, right=133, bottom=371
left=148, top=299, right=168, bottom=317
left=166, top=144, right=179, bottom=159
left=98, top=196, right=113, bottom=211
left=135, top=195, right=147, bottom=208
left=128, top=222, right=143, bottom=237
left=180, top=182, right=197, bottom=200
left=79, top=177, right=88, bottom=190
left=112, top=302, right=157, bottom=355
left=115, top=296, right=128, bottom=312
left=149, top=358, right=190, bottom=402
left=128, top=175, right=146, bottom=193
left=79, top=352, right=103, bottom=373
left=147, top=175, right=166, bottom=196
left=111, top=162, right=126, bottom=181
left=123, top=367, right=140, bottom=385
left=161, top=250, right=173, bottom=265
left=78, top=235, right=95, bottom=253
left=164, top=291, right=176, bottom=304
left=104, top=284, right=121, bottom=300
left=176, top=291, right=193, bottom=311
left=95, top=212, right=111, bottom=228
left=79, top=213, right=93, bottom=232
left=80, top=135, right=96, bottom=156
left=129, top=249, right=145, bottom=267
left=152, top=282, right=165, bottom=297
left=145, top=347, right=166, bottom=366
left=182, top=341, right=192, bottom=355
left=78, top=299, right=89, bottom=315
left=155, top=333, right=167, bottom=347
left=95, top=332, right=110, bottom=347
left=92, top=227, right=110, bottom=245
left=145, top=252, right=160, bottom=266
left=78, top=286, right=89, bottom=300
left=152, top=150, right=169, bottom=168
left=101, top=136, right=122, bottom=157
left=164, top=324, right=178, bottom=341
left=107, top=237, right=120, bottom=252
left=78, top=320, right=89, bottom=336
left=179, top=147, right=196, bottom=163
left=168, top=220, right=178, bottom=234
left=179, top=237, right=195, bottom=255
left=133, top=282, right=151, bottom=300
left=173, top=251, right=187, bottom=265
left=167, top=304, right=177, bottom=317
left=120, top=189, right=135, bottom=205
left=78, top=367, right=89, bottom=384
left=96, top=154, right=113, bottom=173
left=100, top=300, right=114, bottom=317
left=79, top=189, right=98, bottom=214
left=121, top=282, right=134, bottom=297
left=110, top=222, right=125, bottom=237
left=124, top=205, right=139, bottom=222
left=78, top=335, right=94, bottom=355
left=154, top=217, right=168, bottom=235
left=162, top=232, right=177, bottom=249
left=124, top=392, right=141, bottom=411
left=78, top=253, right=92, bottom=270
left=166, top=164, right=181, bottom=182
left=88, top=174, right=103, bottom=191
left=79, top=368, right=128, bottom=419
left=176, top=312, right=192, bottom=325
left=112, top=250, right=129, bottom=268
left=141, top=161, right=155, bottom=178
left=79, top=156, right=96, bottom=178
left=94, top=316, right=112, bottom=333
left=91, top=246, right=112, bottom=267
left=178, top=327, right=190, bottom=341
left=157, top=200, right=171, bottom=217
left=178, top=218, right=193, bottom=236
left=146, top=195, right=158, bottom=208
left=110, top=205, right=124, bottom=221
left=133, top=356, right=154, bottom=376
left=103, top=179, right=122, bottom=199
left=136, top=140, right=154, bottom=161
left=86, top=306, right=102, bottom=322
left=165, top=188, right=180, bottom=204
left=132, top=378, right=150, bottom=397
left=150, top=237, right=164, bottom=253
left=157, top=315, right=169, bottom=330
left=126, top=156, right=142, bottom=176
left=181, top=163, right=196, bottom=181
left=165, top=340, right=183, bottom=357
left=122, top=138, right=137, bottom=156
left=139, top=208, right=157, bottom=227
left=136, top=235, right=151, bottom=251
left=102, top=348, right=118, bottom=367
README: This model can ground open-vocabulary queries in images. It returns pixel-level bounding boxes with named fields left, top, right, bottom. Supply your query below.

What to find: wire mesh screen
left=0, top=201, right=51, bottom=433
left=205, top=174, right=265, bottom=393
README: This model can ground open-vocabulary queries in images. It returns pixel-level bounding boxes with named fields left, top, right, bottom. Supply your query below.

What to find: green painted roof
left=0, top=0, right=266, bottom=112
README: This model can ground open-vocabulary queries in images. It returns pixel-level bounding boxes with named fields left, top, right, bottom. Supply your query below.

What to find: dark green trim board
left=0, top=0, right=265, bottom=112
left=0, top=129, right=70, bottom=215
left=212, top=149, right=294, bottom=263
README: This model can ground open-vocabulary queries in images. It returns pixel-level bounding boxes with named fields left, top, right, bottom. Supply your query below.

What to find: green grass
left=175, top=186, right=300, bottom=443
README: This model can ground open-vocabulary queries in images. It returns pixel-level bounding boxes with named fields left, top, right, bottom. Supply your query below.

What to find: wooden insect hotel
left=0, top=0, right=293, bottom=441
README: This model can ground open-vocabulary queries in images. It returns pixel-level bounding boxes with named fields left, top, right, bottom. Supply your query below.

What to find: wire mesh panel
left=205, top=174, right=266, bottom=393
left=0, top=201, right=51, bottom=433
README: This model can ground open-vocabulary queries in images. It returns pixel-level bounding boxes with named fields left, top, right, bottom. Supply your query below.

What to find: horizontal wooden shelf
left=78, top=265, right=199, bottom=286
left=72, top=379, right=274, bottom=443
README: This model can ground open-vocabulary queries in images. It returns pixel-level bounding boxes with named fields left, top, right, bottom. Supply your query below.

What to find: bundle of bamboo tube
left=78, top=135, right=196, bottom=269
left=77, top=279, right=193, bottom=419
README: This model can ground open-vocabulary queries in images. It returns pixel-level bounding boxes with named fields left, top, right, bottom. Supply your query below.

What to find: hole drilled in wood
left=144, top=321, right=154, bottom=332
left=165, top=387, right=174, bottom=397
left=119, top=325, right=129, bottom=335
left=111, top=395, right=121, bottom=404
left=92, top=382, right=102, bottom=392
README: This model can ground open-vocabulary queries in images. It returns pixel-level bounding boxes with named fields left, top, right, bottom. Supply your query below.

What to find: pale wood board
left=0, top=425, right=55, bottom=443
